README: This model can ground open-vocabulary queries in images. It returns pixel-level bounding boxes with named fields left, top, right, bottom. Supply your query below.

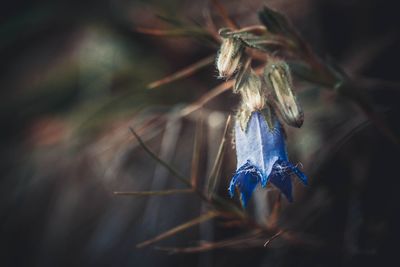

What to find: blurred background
left=1, top=0, right=399, bottom=266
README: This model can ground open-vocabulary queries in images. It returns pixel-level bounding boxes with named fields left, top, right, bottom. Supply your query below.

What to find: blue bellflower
left=229, top=111, right=307, bottom=207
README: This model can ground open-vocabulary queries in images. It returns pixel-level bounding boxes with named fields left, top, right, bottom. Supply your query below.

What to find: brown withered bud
left=216, top=36, right=244, bottom=79
left=263, top=60, right=304, bottom=128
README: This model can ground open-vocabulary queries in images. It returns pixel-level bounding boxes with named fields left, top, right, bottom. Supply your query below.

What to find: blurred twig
left=113, top=189, right=193, bottom=196
left=179, top=80, right=234, bottom=116
left=210, top=0, right=239, bottom=29
left=147, top=55, right=215, bottom=89
left=137, top=211, right=220, bottom=248
left=179, top=65, right=265, bottom=117
left=155, top=230, right=264, bottom=253
left=206, top=115, right=231, bottom=197
left=264, top=229, right=284, bottom=247
left=191, top=115, right=204, bottom=188
left=129, top=127, right=192, bottom=187
left=133, top=26, right=211, bottom=38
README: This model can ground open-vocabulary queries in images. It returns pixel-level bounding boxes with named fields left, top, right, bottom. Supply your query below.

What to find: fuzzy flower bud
left=240, top=71, right=265, bottom=112
left=234, top=64, right=268, bottom=131
left=264, top=60, right=304, bottom=128
left=216, top=37, right=244, bottom=78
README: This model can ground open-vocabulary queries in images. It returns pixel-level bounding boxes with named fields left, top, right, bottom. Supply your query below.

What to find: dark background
left=1, top=0, right=399, bottom=266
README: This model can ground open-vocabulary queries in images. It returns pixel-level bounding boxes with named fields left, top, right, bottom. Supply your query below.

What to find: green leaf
left=287, top=61, right=336, bottom=88
left=219, top=28, right=284, bottom=53
left=258, top=6, right=292, bottom=36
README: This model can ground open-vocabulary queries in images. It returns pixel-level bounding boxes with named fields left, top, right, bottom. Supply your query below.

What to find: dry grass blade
left=113, top=189, right=193, bottom=196
left=136, top=211, right=220, bottom=248
left=129, top=127, right=192, bottom=187
left=266, top=193, right=281, bottom=229
left=210, top=0, right=239, bottom=29
left=203, top=3, right=219, bottom=41
left=133, top=27, right=208, bottom=37
left=147, top=55, right=215, bottom=89
left=134, top=27, right=174, bottom=36
left=211, top=195, right=247, bottom=219
left=179, top=80, right=234, bottom=117
left=206, top=115, right=231, bottom=197
left=179, top=65, right=265, bottom=117
left=234, top=25, right=267, bottom=34
left=191, top=115, right=204, bottom=188
left=155, top=230, right=263, bottom=253
left=264, top=230, right=284, bottom=247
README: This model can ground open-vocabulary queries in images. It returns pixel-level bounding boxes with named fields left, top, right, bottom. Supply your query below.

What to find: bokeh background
left=1, top=0, right=400, bottom=266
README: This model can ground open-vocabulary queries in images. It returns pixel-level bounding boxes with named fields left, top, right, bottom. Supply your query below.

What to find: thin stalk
left=147, top=55, right=215, bottom=89
left=129, top=127, right=210, bottom=203
left=206, top=115, right=231, bottom=197
left=137, top=211, right=220, bottom=248
left=113, top=189, right=193, bottom=196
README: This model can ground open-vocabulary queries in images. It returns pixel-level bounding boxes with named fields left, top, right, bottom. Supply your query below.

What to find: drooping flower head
left=214, top=28, right=308, bottom=207
left=229, top=111, right=307, bottom=207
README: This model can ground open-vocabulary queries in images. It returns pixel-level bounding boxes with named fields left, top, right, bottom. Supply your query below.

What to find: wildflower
left=216, top=36, right=244, bottom=78
left=263, top=60, right=304, bottom=128
left=229, top=111, right=307, bottom=207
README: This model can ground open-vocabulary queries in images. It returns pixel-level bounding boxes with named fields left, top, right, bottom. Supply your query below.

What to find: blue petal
left=232, top=111, right=309, bottom=206
left=235, top=112, right=287, bottom=181
left=228, top=161, right=263, bottom=207
left=270, top=174, right=293, bottom=202
left=288, top=163, right=308, bottom=185
left=269, top=160, right=308, bottom=202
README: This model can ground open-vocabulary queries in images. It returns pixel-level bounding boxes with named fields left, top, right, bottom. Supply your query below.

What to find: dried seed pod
left=264, top=60, right=304, bottom=128
left=216, top=36, right=244, bottom=78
